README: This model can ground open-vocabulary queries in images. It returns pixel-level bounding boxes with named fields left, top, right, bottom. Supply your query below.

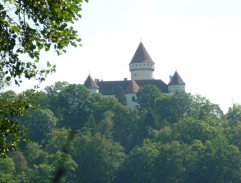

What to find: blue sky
left=10, top=0, right=241, bottom=112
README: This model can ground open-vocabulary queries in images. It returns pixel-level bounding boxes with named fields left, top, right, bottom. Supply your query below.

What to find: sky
left=8, top=0, right=241, bottom=112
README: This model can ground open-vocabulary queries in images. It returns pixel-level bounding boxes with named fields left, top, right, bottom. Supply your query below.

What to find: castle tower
left=124, top=80, right=140, bottom=108
left=84, top=74, right=99, bottom=94
left=168, top=71, right=185, bottom=94
left=129, top=42, right=155, bottom=80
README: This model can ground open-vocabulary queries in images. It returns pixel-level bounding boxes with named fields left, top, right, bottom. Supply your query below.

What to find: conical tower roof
left=168, top=71, right=185, bottom=85
left=84, top=75, right=99, bottom=89
left=129, top=42, right=154, bottom=64
left=125, top=80, right=140, bottom=93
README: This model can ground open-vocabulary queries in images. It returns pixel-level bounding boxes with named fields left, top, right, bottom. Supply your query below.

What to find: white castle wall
left=104, top=94, right=139, bottom=109
left=129, top=63, right=154, bottom=80
left=125, top=93, right=139, bottom=109
left=88, top=88, right=99, bottom=94
left=168, top=85, right=185, bottom=94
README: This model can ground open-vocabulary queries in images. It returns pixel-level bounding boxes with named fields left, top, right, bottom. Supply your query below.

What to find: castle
left=84, top=42, right=185, bottom=108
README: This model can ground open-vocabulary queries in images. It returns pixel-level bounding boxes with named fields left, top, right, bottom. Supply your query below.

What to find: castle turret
left=129, top=42, right=155, bottom=80
left=124, top=80, right=140, bottom=108
left=84, top=75, right=99, bottom=94
left=168, top=71, right=185, bottom=94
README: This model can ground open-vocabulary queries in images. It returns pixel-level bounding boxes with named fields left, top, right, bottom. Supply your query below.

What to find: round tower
left=84, top=74, right=99, bottom=94
left=168, top=71, right=185, bottom=94
left=129, top=42, right=155, bottom=80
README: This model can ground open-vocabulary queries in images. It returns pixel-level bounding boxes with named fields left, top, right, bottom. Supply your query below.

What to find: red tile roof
left=125, top=80, right=140, bottom=93
left=96, top=79, right=168, bottom=95
left=84, top=75, right=99, bottom=89
left=168, top=71, right=185, bottom=85
left=129, top=42, right=154, bottom=64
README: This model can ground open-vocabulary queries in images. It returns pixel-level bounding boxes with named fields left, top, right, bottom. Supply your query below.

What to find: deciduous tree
left=0, top=0, right=88, bottom=157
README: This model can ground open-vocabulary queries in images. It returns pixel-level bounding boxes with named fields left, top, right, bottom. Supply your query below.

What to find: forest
left=0, top=0, right=240, bottom=182
left=0, top=82, right=241, bottom=183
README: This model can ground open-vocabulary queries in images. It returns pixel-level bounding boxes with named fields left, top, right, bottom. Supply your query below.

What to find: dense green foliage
left=0, top=0, right=88, bottom=84
left=1, top=83, right=241, bottom=182
left=0, top=0, right=88, bottom=158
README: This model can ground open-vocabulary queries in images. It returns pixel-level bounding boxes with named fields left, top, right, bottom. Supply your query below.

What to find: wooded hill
left=1, top=82, right=241, bottom=183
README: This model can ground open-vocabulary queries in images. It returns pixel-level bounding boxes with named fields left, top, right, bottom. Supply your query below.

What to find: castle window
left=132, top=96, right=136, bottom=101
